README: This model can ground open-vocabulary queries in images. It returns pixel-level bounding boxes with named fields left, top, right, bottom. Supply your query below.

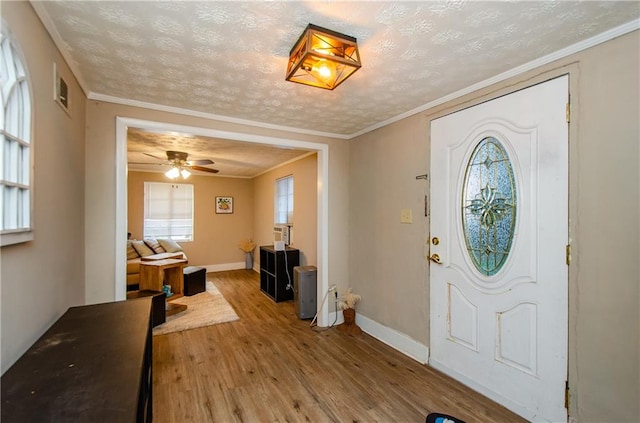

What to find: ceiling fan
left=129, top=150, right=219, bottom=179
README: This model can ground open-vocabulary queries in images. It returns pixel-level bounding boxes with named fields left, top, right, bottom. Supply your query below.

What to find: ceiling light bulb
left=313, top=59, right=336, bottom=81
left=181, top=168, right=191, bottom=179
left=165, top=167, right=180, bottom=179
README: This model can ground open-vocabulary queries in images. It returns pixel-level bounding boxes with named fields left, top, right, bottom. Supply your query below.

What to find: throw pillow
left=126, top=240, right=140, bottom=260
left=158, top=238, right=183, bottom=253
left=144, top=238, right=165, bottom=254
left=132, top=240, right=154, bottom=257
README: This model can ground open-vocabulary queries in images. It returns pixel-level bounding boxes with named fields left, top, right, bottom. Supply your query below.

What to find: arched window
left=1, top=24, right=33, bottom=246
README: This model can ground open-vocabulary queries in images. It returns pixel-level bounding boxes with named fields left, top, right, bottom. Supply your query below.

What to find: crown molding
left=30, top=1, right=89, bottom=97
left=88, top=92, right=350, bottom=140
left=252, top=150, right=317, bottom=179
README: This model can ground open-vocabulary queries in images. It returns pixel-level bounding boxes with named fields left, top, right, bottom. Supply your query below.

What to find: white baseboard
left=355, top=313, right=429, bottom=364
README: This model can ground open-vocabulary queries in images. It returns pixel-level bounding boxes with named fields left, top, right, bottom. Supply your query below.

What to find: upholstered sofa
left=127, top=238, right=187, bottom=290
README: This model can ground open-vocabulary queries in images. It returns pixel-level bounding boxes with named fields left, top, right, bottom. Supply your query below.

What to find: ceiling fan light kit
left=165, top=166, right=191, bottom=180
left=165, top=167, right=180, bottom=179
left=286, top=24, right=361, bottom=90
left=130, top=150, right=219, bottom=178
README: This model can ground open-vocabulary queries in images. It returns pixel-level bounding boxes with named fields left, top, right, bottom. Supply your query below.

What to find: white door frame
left=114, top=117, right=331, bottom=326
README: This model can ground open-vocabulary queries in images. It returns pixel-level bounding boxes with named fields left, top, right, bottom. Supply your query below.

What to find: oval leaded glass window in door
left=462, top=136, right=517, bottom=276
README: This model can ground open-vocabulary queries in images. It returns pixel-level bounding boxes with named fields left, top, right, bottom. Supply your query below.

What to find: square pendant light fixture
left=286, top=24, right=361, bottom=90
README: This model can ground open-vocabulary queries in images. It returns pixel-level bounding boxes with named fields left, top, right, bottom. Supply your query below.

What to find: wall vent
left=53, top=62, right=70, bottom=116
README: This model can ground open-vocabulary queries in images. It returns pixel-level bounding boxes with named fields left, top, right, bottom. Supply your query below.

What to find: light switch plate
left=400, top=208, right=413, bottom=224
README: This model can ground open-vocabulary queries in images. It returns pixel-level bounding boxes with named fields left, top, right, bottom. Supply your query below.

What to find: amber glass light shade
left=286, top=24, right=361, bottom=90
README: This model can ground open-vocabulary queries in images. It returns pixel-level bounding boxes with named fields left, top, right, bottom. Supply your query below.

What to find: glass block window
left=1, top=26, right=33, bottom=246
left=462, top=137, right=517, bottom=276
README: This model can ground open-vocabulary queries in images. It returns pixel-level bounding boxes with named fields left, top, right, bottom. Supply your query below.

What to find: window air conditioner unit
left=273, top=224, right=290, bottom=246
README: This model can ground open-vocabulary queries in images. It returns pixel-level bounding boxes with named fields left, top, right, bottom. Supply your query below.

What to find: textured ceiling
left=31, top=1, right=639, bottom=176
left=127, top=127, right=313, bottom=178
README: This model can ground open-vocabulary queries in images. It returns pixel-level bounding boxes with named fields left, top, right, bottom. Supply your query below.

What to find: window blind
left=275, top=175, right=293, bottom=224
left=143, top=182, right=194, bottom=241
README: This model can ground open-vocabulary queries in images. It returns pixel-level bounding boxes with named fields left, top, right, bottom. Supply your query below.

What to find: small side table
left=139, top=259, right=187, bottom=297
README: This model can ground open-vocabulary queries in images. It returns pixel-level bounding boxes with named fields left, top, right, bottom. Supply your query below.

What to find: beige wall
left=349, top=30, right=639, bottom=422
left=253, top=154, right=318, bottom=268
left=128, top=171, right=253, bottom=267
left=570, top=30, right=639, bottom=423
left=349, top=115, right=430, bottom=343
left=1, top=2, right=87, bottom=372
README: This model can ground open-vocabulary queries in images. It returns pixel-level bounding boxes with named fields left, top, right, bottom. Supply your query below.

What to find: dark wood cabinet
left=260, top=245, right=299, bottom=302
left=1, top=299, right=153, bottom=422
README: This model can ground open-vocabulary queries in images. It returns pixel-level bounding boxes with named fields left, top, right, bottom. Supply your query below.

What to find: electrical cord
left=283, top=246, right=293, bottom=290
left=310, top=290, right=338, bottom=332
left=309, top=290, right=328, bottom=327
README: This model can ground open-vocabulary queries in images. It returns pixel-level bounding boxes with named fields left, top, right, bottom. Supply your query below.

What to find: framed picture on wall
left=215, top=196, right=233, bottom=214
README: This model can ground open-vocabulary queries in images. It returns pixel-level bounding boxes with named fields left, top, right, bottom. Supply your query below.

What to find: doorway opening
left=115, top=117, right=331, bottom=326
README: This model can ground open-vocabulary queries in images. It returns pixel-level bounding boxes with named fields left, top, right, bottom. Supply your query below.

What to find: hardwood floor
left=153, top=270, right=526, bottom=422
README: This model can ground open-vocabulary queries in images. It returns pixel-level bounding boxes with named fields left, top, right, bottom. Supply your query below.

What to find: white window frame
left=143, top=182, right=194, bottom=242
left=1, top=23, right=33, bottom=246
left=274, top=175, right=293, bottom=225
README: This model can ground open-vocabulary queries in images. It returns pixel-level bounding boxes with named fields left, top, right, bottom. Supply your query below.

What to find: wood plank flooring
left=153, top=270, right=526, bottom=422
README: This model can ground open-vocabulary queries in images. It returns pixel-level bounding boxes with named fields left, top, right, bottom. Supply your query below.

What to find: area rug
left=153, top=281, right=239, bottom=336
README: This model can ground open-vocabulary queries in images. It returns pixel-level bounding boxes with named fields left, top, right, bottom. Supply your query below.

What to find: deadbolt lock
left=432, top=237, right=439, bottom=245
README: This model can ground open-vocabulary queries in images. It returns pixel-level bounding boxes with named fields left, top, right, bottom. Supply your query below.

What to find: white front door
left=429, top=76, right=568, bottom=422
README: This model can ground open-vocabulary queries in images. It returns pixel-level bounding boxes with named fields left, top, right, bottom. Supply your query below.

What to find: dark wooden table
left=1, top=299, right=153, bottom=422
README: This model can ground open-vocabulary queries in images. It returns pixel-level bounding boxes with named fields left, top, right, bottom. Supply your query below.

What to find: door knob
left=428, top=253, right=442, bottom=264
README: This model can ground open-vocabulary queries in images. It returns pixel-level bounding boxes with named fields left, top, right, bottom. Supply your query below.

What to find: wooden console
left=1, top=300, right=154, bottom=422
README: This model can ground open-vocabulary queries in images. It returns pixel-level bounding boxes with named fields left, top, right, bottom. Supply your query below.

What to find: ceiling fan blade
left=143, top=152, right=167, bottom=161
left=187, top=159, right=214, bottom=165
left=128, top=162, right=167, bottom=166
left=189, top=165, right=219, bottom=174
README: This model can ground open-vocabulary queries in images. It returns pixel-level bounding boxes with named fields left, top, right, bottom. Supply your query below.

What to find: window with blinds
left=1, top=25, right=33, bottom=246
left=274, top=175, right=293, bottom=225
left=143, top=182, right=194, bottom=241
